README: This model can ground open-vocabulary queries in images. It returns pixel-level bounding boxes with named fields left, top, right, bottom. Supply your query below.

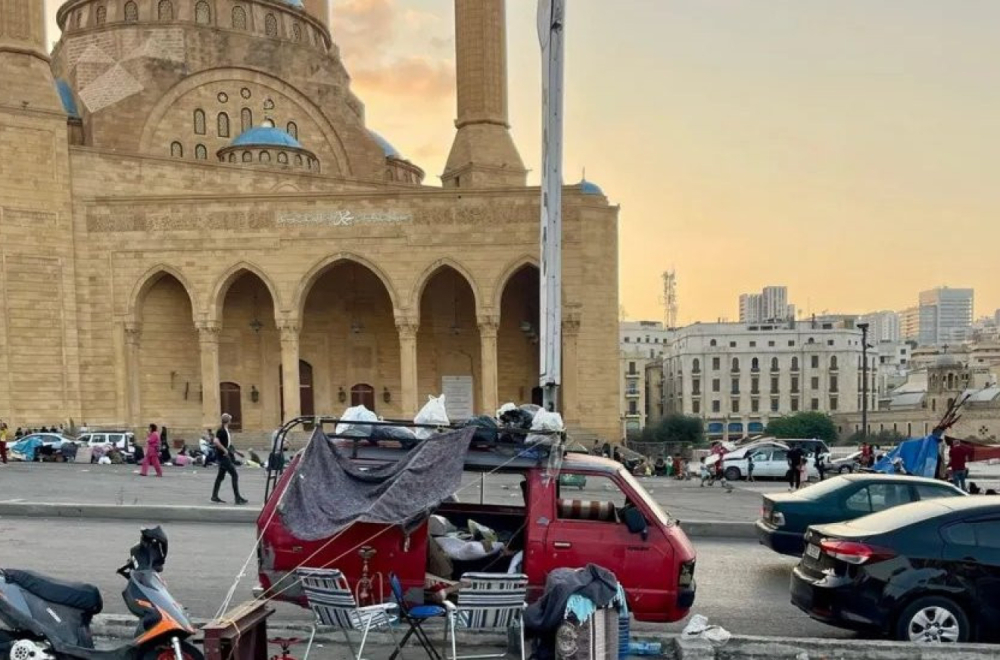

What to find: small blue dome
left=580, top=179, right=604, bottom=196
left=232, top=126, right=303, bottom=149
left=55, top=79, right=80, bottom=119
left=369, top=130, right=401, bottom=158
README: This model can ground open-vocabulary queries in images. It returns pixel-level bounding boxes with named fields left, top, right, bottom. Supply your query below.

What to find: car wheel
left=724, top=466, right=741, bottom=482
left=895, top=596, right=970, bottom=643
left=839, top=465, right=851, bottom=474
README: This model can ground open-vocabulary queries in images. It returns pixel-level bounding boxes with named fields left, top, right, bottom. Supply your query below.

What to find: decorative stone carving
left=124, top=322, right=142, bottom=345
left=395, top=316, right=419, bottom=339
left=477, top=314, right=500, bottom=337
left=196, top=321, right=221, bottom=342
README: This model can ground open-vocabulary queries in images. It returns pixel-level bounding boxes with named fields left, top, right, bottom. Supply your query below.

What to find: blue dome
left=369, top=130, right=401, bottom=158
left=232, top=126, right=303, bottom=149
left=580, top=179, right=604, bottom=196
left=55, top=79, right=80, bottom=119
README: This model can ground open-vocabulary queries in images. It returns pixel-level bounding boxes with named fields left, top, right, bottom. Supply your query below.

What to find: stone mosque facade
left=0, top=0, right=620, bottom=441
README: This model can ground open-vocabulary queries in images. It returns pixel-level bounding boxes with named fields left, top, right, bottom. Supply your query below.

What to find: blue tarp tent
left=873, top=434, right=941, bottom=478
left=10, top=437, right=43, bottom=462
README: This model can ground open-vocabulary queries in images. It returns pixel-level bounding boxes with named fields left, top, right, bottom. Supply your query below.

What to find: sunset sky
left=44, top=1, right=1000, bottom=324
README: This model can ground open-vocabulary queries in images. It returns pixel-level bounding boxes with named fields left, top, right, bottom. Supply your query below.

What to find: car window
left=844, top=487, right=872, bottom=513
left=750, top=450, right=769, bottom=462
left=109, top=434, right=124, bottom=446
left=90, top=434, right=105, bottom=444
left=943, top=523, right=976, bottom=546
left=771, top=450, right=788, bottom=463
left=973, top=521, right=1000, bottom=550
left=555, top=474, right=627, bottom=524
left=868, top=483, right=912, bottom=511
left=914, top=484, right=963, bottom=501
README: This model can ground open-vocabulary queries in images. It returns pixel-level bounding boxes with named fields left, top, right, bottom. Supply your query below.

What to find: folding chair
left=296, top=567, right=403, bottom=660
left=444, top=573, right=528, bottom=660
left=388, top=572, right=446, bottom=660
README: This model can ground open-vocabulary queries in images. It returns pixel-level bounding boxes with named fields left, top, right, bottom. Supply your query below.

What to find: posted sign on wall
left=442, top=375, right=474, bottom=421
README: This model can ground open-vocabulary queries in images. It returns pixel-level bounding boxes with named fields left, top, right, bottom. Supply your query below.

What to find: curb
left=0, top=503, right=758, bottom=539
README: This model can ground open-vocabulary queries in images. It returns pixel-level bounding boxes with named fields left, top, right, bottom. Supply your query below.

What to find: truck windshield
left=618, top=469, right=673, bottom=526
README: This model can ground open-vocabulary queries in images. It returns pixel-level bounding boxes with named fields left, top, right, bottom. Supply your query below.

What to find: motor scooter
left=0, top=527, right=201, bottom=660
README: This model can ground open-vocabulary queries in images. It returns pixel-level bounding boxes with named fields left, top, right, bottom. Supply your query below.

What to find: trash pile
left=328, top=394, right=566, bottom=451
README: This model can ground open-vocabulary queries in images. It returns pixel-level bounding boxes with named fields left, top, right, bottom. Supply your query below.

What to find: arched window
left=384, top=168, right=393, bottom=181
left=240, top=108, right=252, bottom=133
left=95, top=5, right=107, bottom=26
left=351, top=384, right=376, bottom=411
left=295, top=154, right=303, bottom=166
left=228, top=153, right=236, bottom=163
left=791, top=356, right=799, bottom=371
left=195, top=144, right=207, bottom=160
left=751, top=357, right=759, bottom=372
left=771, top=357, right=779, bottom=372
left=124, top=2, right=138, bottom=22
left=292, top=22, right=302, bottom=42
left=232, top=6, right=247, bottom=30
left=731, top=358, right=740, bottom=372
left=170, top=141, right=183, bottom=158
left=830, top=356, right=838, bottom=370
left=259, top=150, right=271, bottom=163
left=195, top=1, right=211, bottom=24
left=286, top=121, right=298, bottom=140
left=242, top=151, right=252, bottom=163
left=193, top=109, right=206, bottom=135
left=709, top=339, right=717, bottom=347
left=217, top=112, right=230, bottom=138
left=277, top=152, right=288, bottom=164
left=264, top=13, right=277, bottom=37
left=158, top=0, right=173, bottom=21
left=692, top=358, right=701, bottom=373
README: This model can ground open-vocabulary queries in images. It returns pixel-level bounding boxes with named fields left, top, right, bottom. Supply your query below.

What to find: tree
left=649, top=414, right=705, bottom=445
left=846, top=428, right=906, bottom=447
left=766, top=412, right=837, bottom=443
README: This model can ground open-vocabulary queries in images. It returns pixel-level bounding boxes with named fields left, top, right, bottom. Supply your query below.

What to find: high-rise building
left=901, top=306, right=920, bottom=342
left=917, top=287, right=974, bottom=346
left=860, top=311, right=901, bottom=343
left=739, top=286, right=794, bottom=323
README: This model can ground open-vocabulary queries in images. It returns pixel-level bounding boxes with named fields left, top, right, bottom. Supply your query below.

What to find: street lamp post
left=857, top=323, right=870, bottom=438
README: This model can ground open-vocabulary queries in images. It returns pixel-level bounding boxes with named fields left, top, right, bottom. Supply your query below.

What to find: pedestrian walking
left=0, top=422, right=9, bottom=465
left=746, top=452, right=754, bottom=482
left=139, top=423, right=163, bottom=477
left=212, top=413, right=248, bottom=505
left=816, top=452, right=826, bottom=481
left=787, top=446, right=804, bottom=491
left=947, top=437, right=973, bottom=492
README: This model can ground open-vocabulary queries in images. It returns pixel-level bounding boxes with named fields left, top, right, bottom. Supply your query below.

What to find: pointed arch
left=491, top=255, right=540, bottom=311
left=294, top=253, right=400, bottom=320
left=208, top=261, right=282, bottom=324
left=410, top=257, right=483, bottom=321
left=127, top=264, right=199, bottom=322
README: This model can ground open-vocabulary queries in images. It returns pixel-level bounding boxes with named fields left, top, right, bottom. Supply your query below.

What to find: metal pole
left=538, top=0, right=566, bottom=413
left=858, top=323, right=869, bottom=438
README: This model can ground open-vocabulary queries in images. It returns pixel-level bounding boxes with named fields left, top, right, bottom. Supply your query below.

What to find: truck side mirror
left=622, top=506, right=648, bottom=540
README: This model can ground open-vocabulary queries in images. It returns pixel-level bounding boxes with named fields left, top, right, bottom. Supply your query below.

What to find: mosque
left=0, top=0, right=620, bottom=441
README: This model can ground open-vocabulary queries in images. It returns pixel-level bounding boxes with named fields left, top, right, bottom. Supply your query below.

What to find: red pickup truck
left=257, top=449, right=696, bottom=623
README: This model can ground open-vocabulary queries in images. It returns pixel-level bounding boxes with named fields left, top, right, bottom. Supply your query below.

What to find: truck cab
left=257, top=447, right=696, bottom=623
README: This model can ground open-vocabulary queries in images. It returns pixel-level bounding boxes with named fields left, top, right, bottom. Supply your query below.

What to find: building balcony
left=626, top=372, right=640, bottom=379
left=625, top=390, right=640, bottom=399
left=625, top=411, right=643, bottom=418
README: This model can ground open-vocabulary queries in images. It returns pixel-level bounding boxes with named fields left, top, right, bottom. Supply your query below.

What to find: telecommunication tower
left=663, top=270, right=678, bottom=329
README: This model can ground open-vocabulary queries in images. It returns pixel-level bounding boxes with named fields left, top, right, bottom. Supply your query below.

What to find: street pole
left=538, top=0, right=566, bottom=413
left=858, top=323, right=869, bottom=439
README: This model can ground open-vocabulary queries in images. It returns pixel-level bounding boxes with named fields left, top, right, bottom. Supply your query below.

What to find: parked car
left=829, top=451, right=862, bottom=474
left=77, top=430, right=136, bottom=459
left=718, top=443, right=819, bottom=482
left=9, top=433, right=76, bottom=461
left=782, top=438, right=832, bottom=460
left=757, top=474, right=965, bottom=556
left=791, top=497, right=1000, bottom=643
left=259, top=449, right=696, bottom=623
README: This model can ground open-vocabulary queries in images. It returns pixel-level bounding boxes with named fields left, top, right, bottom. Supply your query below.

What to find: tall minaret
left=0, top=0, right=61, bottom=110
left=442, top=0, right=527, bottom=189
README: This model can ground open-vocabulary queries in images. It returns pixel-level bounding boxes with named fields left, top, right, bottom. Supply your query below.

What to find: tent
left=873, top=435, right=940, bottom=478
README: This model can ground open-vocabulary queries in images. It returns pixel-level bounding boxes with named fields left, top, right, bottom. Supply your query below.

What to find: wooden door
left=350, top=383, right=375, bottom=412
left=220, top=382, right=242, bottom=431
left=279, top=360, right=315, bottom=420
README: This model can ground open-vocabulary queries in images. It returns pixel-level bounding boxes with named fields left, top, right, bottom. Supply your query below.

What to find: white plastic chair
left=296, top=567, right=403, bottom=660
left=444, top=573, right=528, bottom=660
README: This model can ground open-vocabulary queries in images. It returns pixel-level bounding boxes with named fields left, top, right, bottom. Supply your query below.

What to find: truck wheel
left=895, top=596, right=969, bottom=643
left=724, top=466, right=741, bottom=482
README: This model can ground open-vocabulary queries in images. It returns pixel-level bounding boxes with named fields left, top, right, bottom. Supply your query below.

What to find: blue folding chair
left=389, top=572, right=447, bottom=660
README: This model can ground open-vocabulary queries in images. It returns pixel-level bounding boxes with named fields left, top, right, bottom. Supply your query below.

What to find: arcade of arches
left=127, top=261, right=543, bottom=434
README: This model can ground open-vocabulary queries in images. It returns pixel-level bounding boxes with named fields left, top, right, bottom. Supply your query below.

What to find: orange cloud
left=352, top=56, right=455, bottom=98
left=331, top=0, right=396, bottom=55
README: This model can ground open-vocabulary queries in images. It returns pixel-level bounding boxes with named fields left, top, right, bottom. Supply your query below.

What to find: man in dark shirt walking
left=787, top=446, right=805, bottom=491
left=212, top=413, right=248, bottom=504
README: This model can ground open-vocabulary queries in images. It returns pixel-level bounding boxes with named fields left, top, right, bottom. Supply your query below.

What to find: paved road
left=0, top=518, right=851, bottom=640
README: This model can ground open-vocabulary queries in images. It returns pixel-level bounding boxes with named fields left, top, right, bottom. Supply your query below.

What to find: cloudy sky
left=44, top=1, right=1000, bottom=324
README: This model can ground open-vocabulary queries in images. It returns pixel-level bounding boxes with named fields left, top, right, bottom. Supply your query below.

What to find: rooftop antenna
left=662, top=269, right=678, bottom=329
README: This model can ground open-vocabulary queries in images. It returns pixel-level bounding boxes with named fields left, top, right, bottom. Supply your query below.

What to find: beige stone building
left=0, top=0, right=620, bottom=440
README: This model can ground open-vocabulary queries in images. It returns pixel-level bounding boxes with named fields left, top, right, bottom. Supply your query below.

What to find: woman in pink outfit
left=140, top=423, right=163, bottom=477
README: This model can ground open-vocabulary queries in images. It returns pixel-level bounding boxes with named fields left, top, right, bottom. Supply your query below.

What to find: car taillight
left=678, top=560, right=695, bottom=588
left=819, top=539, right=896, bottom=565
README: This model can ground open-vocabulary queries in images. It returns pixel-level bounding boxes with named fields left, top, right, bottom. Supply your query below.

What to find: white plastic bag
left=335, top=405, right=378, bottom=437
left=414, top=394, right=450, bottom=440
left=525, top=410, right=564, bottom=445
left=496, top=402, right=518, bottom=418
left=682, top=614, right=731, bottom=646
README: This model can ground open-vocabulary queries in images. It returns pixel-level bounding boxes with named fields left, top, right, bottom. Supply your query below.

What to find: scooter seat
left=3, top=569, right=103, bottom=615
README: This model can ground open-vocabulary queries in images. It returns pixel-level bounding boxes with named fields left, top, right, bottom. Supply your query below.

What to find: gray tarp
left=278, top=427, right=475, bottom=541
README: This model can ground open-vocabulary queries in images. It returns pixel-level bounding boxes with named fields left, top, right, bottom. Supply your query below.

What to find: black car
left=757, top=474, right=965, bottom=556
left=791, top=497, right=1000, bottom=643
